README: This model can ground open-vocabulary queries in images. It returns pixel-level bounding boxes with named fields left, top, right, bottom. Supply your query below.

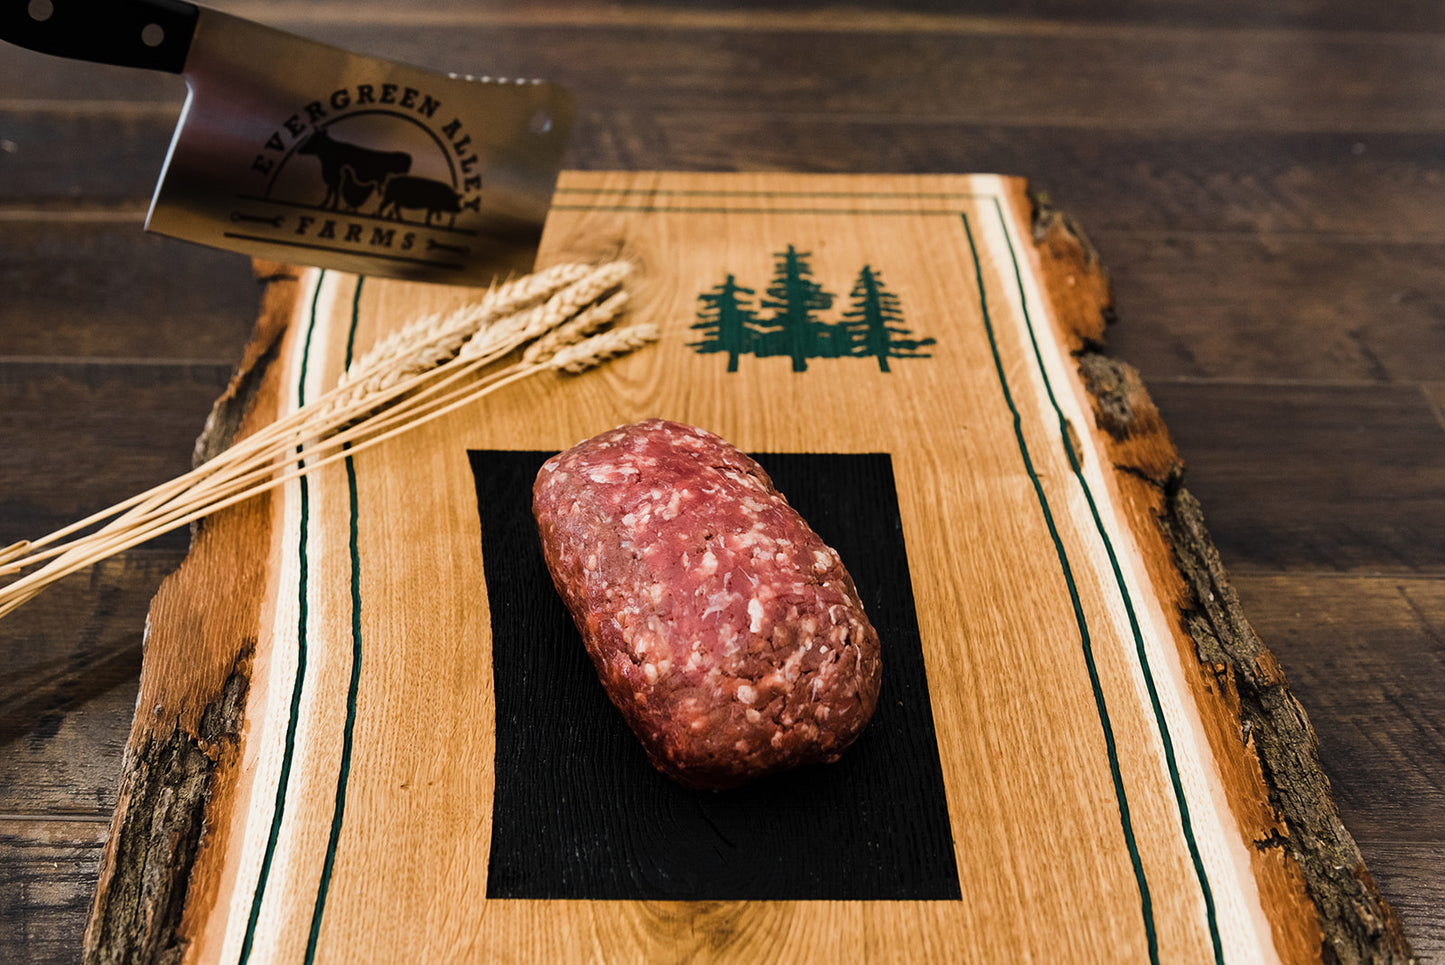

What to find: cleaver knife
left=1, top=0, right=574, bottom=285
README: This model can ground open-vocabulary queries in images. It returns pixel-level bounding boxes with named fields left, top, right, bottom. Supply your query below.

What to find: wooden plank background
left=1, top=1, right=1442, bottom=961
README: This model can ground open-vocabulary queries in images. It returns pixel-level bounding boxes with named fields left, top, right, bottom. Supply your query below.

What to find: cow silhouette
left=296, top=129, right=410, bottom=210
left=378, top=175, right=464, bottom=227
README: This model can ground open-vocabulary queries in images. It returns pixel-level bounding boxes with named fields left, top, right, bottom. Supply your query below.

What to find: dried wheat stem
left=6, top=348, right=496, bottom=574
left=343, top=261, right=591, bottom=379
left=265, top=324, right=657, bottom=468
left=0, top=344, right=654, bottom=619
left=52, top=375, right=371, bottom=545
left=5, top=323, right=660, bottom=594
left=466, top=261, right=604, bottom=322
left=549, top=323, right=661, bottom=373
left=5, top=324, right=541, bottom=576
left=4, top=406, right=326, bottom=569
left=131, top=329, right=506, bottom=507
left=166, top=354, right=506, bottom=520
left=5, top=305, right=573, bottom=575
left=5, top=455, right=230, bottom=566
left=458, top=261, right=632, bottom=362
left=340, top=264, right=592, bottom=369
left=8, top=268, right=610, bottom=564
left=520, top=260, right=630, bottom=333
left=329, top=261, right=594, bottom=411
left=1, top=262, right=652, bottom=616
left=523, top=290, right=630, bottom=364
left=0, top=541, right=29, bottom=566
left=0, top=363, right=544, bottom=616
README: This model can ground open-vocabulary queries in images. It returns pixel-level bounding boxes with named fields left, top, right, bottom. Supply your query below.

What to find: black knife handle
left=0, top=0, right=198, bottom=73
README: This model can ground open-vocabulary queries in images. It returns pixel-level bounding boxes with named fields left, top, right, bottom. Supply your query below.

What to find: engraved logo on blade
left=227, top=83, right=485, bottom=273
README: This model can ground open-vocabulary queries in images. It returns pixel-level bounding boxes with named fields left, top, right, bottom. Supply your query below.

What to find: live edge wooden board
left=82, top=173, right=1413, bottom=964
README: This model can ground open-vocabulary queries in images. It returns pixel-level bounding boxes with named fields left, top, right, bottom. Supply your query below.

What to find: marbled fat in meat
left=532, top=419, right=882, bottom=790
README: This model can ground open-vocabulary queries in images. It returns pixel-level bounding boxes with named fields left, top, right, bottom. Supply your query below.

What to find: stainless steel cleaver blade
left=1, top=0, right=574, bottom=284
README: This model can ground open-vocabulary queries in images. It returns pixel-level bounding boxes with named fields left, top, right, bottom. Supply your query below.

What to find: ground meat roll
left=532, top=418, right=882, bottom=791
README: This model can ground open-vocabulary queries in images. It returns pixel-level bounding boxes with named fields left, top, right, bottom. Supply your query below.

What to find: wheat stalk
left=457, top=260, right=632, bottom=362
left=0, top=325, right=661, bottom=620
left=329, top=260, right=593, bottom=409
left=0, top=261, right=650, bottom=618
left=8, top=261, right=626, bottom=566
left=550, top=323, right=660, bottom=372
left=523, top=290, right=630, bottom=364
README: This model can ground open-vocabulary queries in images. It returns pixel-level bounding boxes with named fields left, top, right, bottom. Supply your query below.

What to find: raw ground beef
left=532, top=418, right=881, bottom=790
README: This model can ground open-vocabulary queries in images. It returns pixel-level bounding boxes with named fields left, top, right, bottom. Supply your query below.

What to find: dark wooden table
left=2, top=2, right=1442, bottom=961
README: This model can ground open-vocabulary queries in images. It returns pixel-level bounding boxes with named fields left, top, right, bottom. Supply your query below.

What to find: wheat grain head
left=549, top=323, right=660, bottom=373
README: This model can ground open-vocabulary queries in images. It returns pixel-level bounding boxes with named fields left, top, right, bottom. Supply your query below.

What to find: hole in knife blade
left=141, top=22, right=165, bottom=47
left=27, top=0, right=53, bottom=22
left=529, top=110, right=553, bottom=136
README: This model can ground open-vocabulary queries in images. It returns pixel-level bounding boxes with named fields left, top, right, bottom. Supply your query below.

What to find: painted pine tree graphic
left=757, top=245, right=834, bottom=372
left=689, top=246, right=936, bottom=372
left=841, top=265, right=936, bottom=371
left=688, top=274, right=759, bottom=372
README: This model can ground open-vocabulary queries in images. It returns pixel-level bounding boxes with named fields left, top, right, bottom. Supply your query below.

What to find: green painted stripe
left=304, top=278, right=368, bottom=963
left=554, top=187, right=991, bottom=201
left=342, top=279, right=363, bottom=367
left=961, top=214, right=1160, bottom=963
left=552, top=204, right=984, bottom=217
left=239, top=270, right=328, bottom=964
left=987, top=197, right=1224, bottom=964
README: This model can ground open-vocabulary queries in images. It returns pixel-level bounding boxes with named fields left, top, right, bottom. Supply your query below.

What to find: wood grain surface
left=59, top=171, right=1403, bottom=963
left=1, top=3, right=1442, bottom=963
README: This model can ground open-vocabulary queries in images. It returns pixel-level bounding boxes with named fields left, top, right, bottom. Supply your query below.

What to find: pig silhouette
left=377, top=175, right=464, bottom=227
